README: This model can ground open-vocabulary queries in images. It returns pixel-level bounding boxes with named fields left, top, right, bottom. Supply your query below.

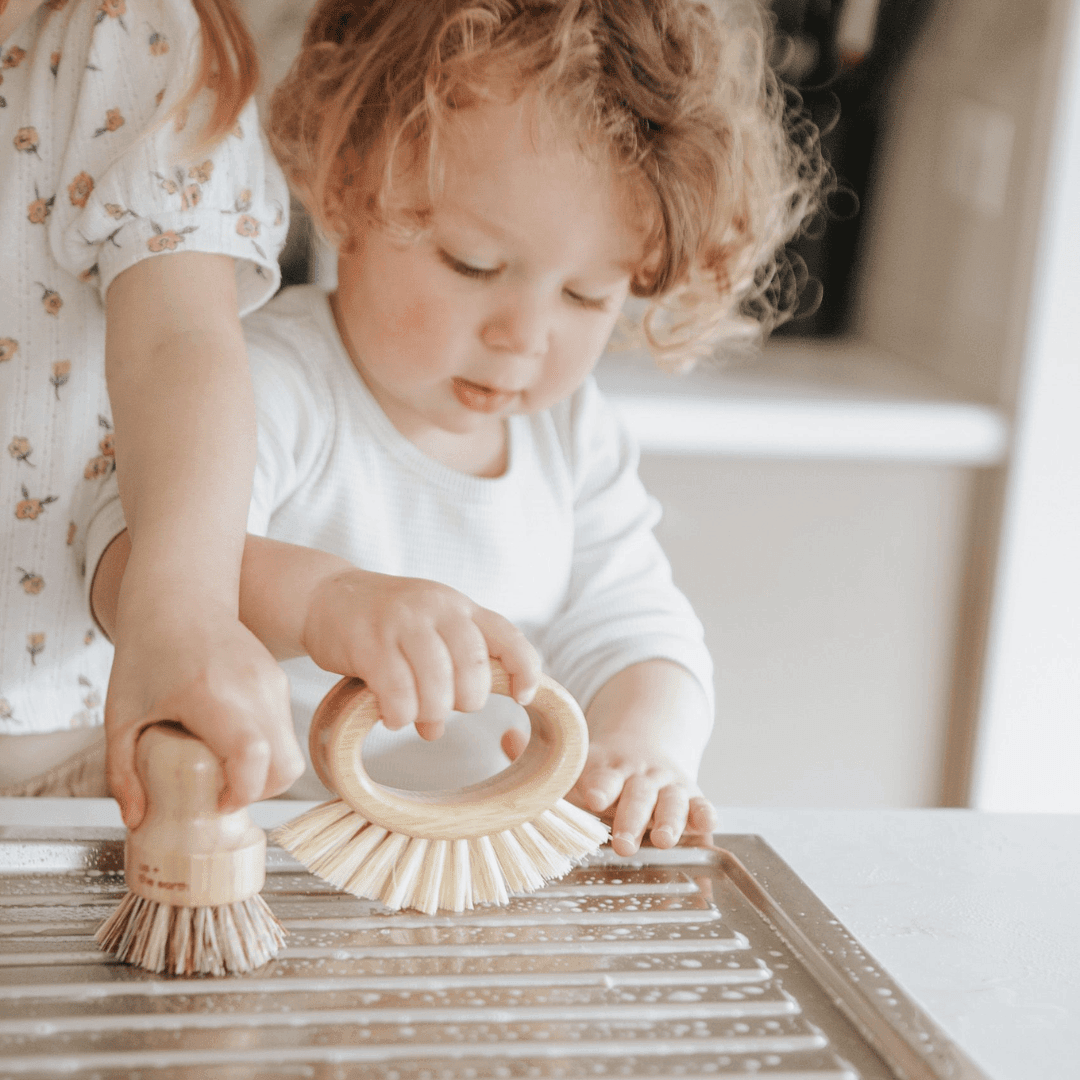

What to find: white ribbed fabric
left=0, top=0, right=288, bottom=734
left=83, top=285, right=713, bottom=793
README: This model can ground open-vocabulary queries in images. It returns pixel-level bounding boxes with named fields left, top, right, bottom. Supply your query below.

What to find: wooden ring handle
left=126, top=722, right=266, bottom=908
left=309, top=660, right=588, bottom=841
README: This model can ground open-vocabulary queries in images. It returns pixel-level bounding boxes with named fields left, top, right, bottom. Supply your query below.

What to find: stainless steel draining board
left=0, top=827, right=990, bottom=1080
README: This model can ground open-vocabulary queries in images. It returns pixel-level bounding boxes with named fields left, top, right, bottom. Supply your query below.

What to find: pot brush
left=273, top=659, right=609, bottom=914
left=95, top=722, right=286, bottom=975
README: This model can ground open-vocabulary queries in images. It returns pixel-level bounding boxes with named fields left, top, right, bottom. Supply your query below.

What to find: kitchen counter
left=1, top=800, right=1076, bottom=1080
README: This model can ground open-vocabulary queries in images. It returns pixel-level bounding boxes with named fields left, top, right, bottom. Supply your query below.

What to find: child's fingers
left=609, top=774, right=659, bottom=856
left=573, top=763, right=624, bottom=815
left=500, top=726, right=529, bottom=762
left=649, top=785, right=690, bottom=849
left=473, top=608, right=540, bottom=705
left=441, top=618, right=493, bottom=714
left=367, top=650, right=421, bottom=730
left=398, top=629, right=455, bottom=727
left=687, top=796, right=718, bottom=838
left=415, top=719, right=446, bottom=741
left=105, top=727, right=145, bottom=830
left=214, top=730, right=273, bottom=812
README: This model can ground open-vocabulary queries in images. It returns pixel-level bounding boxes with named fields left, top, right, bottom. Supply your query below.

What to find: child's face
left=331, top=97, right=647, bottom=462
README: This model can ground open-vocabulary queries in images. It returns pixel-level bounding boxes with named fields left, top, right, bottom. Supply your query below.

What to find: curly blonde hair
left=270, top=0, right=826, bottom=368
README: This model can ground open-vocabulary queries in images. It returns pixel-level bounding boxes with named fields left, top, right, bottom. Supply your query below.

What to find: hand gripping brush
left=273, top=660, right=609, bottom=914
left=95, top=722, right=286, bottom=975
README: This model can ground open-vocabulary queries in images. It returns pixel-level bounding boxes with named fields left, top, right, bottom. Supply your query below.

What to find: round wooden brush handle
left=309, top=660, right=589, bottom=841
left=126, top=722, right=266, bottom=908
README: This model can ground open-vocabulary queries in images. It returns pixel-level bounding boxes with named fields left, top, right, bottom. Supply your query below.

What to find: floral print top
left=0, top=0, right=289, bottom=734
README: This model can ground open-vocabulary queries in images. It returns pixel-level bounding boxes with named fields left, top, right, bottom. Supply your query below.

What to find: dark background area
left=769, top=0, right=938, bottom=336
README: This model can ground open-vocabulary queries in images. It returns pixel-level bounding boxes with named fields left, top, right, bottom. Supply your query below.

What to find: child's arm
left=103, top=253, right=304, bottom=828
left=92, top=530, right=542, bottom=743
left=575, top=660, right=716, bottom=855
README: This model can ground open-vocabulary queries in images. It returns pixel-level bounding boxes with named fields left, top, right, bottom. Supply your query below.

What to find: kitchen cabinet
left=595, top=0, right=1080, bottom=812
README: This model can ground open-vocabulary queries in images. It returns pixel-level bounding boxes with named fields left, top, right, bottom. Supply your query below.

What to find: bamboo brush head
left=95, top=723, right=286, bottom=976
left=273, top=661, right=609, bottom=915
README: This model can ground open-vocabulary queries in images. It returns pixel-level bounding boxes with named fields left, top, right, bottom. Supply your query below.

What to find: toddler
left=0, top=0, right=305, bottom=820
left=88, top=0, right=823, bottom=853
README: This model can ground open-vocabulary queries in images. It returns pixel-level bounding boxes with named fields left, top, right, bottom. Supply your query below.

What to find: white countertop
left=595, top=338, right=1010, bottom=463
left=2, top=800, right=1075, bottom=1080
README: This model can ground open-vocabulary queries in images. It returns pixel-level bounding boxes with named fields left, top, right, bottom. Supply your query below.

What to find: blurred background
left=239, top=0, right=1080, bottom=813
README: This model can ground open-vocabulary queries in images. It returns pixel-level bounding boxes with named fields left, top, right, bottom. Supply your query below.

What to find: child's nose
left=481, top=292, right=550, bottom=359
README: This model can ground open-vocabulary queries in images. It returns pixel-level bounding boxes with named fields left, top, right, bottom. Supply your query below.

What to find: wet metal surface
left=0, top=828, right=990, bottom=1079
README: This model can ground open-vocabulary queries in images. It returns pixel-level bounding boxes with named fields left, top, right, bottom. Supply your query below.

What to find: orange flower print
left=95, top=0, right=126, bottom=24
left=14, top=127, right=40, bottom=156
left=154, top=170, right=179, bottom=196
left=50, top=51, right=61, bottom=77
left=37, top=283, right=63, bottom=317
left=148, top=29, right=168, bottom=55
left=7, top=436, right=33, bottom=466
left=236, top=214, right=260, bottom=238
left=17, top=568, right=44, bottom=595
left=233, top=189, right=252, bottom=214
left=85, top=415, right=117, bottom=479
left=147, top=221, right=197, bottom=252
left=51, top=360, right=71, bottom=399
left=0, top=338, right=19, bottom=363
left=68, top=171, right=94, bottom=207
left=173, top=107, right=188, bottom=134
left=83, top=455, right=112, bottom=480
left=93, top=108, right=125, bottom=137
left=67, top=521, right=78, bottom=546
left=189, top=160, right=213, bottom=184
left=2, top=46, right=27, bottom=68
left=78, top=264, right=99, bottom=284
left=104, top=203, right=129, bottom=220
left=0, top=698, right=12, bottom=723
left=27, top=190, right=55, bottom=224
left=79, top=675, right=102, bottom=710
left=84, top=628, right=96, bottom=645
left=155, top=88, right=165, bottom=107
left=26, top=633, right=45, bottom=665
left=16, top=485, right=58, bottom=519
left=70, top=676, right=102, bottom=725
left=156, top=167, right=202, bottom=208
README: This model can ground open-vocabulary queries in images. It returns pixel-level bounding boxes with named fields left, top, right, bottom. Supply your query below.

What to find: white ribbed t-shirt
left=84, top=284, right=713, bottom=794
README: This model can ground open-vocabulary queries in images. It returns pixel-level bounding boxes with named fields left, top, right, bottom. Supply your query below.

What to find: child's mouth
left=452, top=378, right=517, bottom=413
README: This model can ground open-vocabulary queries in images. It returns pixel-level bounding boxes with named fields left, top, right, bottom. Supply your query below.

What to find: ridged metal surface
left=0, top=828, right=990, bottom=1079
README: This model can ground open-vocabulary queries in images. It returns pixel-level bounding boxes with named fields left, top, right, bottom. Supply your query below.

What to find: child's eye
left=565, top=288, right=610, bottom=312
left=438, top=249, right=500, bottom=281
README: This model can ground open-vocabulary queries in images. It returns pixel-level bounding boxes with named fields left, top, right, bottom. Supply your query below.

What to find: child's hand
left=502, top=658, right=716, bottom=856
left=105, top=605, right=304, bottom=830
left=300, top=567, right=542, bottom=739
left=96, top=533, right=305, bottom=829
left=570, top=734, right=717, bottom=856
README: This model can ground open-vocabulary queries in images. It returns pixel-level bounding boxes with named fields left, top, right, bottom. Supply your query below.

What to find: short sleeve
left=48, top=0, right=289, bottom=316
left=538, top=379, right=715, bottom=713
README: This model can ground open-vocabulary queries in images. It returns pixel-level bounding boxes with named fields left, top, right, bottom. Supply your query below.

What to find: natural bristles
left=95, top=892, right=287, bottom=976
left=273, top=797, right=610, bottom=915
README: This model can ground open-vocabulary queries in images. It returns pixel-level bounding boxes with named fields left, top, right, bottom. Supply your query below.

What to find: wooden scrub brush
left=96, top=722, right=286, bottom=976
left=273, top=659, right=609, bottom=914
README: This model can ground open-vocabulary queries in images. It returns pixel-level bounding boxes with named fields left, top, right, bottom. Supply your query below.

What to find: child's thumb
left=500, top=726, right=529, bottom=762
